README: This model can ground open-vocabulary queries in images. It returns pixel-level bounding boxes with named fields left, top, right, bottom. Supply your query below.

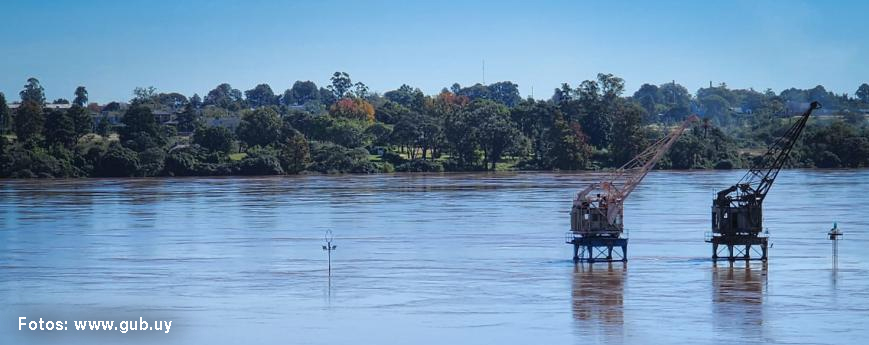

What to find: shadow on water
left=711, top=261, right=768, bottom=341
left=571, top=262, right=626, bottom=341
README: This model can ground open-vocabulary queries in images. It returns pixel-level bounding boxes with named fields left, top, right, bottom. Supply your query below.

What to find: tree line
left=1, top=74, right=868, bottom=178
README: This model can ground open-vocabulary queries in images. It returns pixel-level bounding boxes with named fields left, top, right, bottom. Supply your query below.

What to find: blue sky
left=1, top=0, right=867, bottom=103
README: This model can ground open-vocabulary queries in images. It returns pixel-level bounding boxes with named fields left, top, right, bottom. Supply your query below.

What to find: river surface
left=1, top=170, right=867, bottom=345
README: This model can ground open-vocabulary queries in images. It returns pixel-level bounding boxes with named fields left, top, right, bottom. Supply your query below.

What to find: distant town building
left=7, top=103, right=73, bottom=111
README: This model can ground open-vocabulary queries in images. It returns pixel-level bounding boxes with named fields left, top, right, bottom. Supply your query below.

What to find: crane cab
left=571, top=200, right=623, bottom=237
left=711, top=203, right=763, bottom=236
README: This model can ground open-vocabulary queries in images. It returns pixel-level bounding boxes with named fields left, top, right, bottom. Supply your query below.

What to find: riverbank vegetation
left=1, top=74, right=868, bottom=178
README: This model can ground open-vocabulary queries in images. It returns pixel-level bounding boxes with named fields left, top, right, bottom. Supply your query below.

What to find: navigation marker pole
left=828, top=222, right=842, bottom=270
left=323, top=230, right=337, bottom=277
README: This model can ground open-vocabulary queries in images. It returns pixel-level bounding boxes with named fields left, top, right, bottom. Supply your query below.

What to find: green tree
left=132, top=86, right=158, bottom=103
left=176, top=103, right=201, bottom=133
left=139, top=147, right=166, bottom=176
left=283, top=80, right=320, bottom=106
left=44, top=109, right=76, bottom=148
left=328, top=72, right=353, bottom=99
left=487, top=81, right=522, bottom=107
left=194, top=126, right=234, bottom=153
left=95, top=142, right=140, bottom=177
left=324, top=117, right=368, bottom=148
left=857, top=83, right=869, bottom=103
left=204, top=83, right=244, bottom=110
left=73, top=86, right=88, bottom=106
left=237, top=107, right=281, bottom=147
left=470, top=100, right=522, bottom=170
left=14, top=101, right=45, bottom=144
left=546, top=113, right=591, bottom=170
left=319, top=87, right=337, bottom=105
left=384, top=84, right=425, bottom=110
left=375, top=101, right=412, bottom=124
left=20, top=78, right=45, bottom=105
left=278, top=129, right=310, bottom=173
left=633, top=83, right=662, bottom=115
left=364, top=122, right=392, bottom=147
left=511, top=100, right=556, bottom=163
left=96, top=116, right=111, bottom=136
left=190, top=93, right=203, bottom=108
left=120, top=105, right=162, bottom=140
left=417, top=112, right=444, bottom=160
left=391, top=112, right=422, bottom=158
left=0, top=92, right=9, bottom=134
left=444, top=104, right=481, bottom=168
left=237, top=146, right=284, bottom=175
left=610, top=102, right=647, bottom=165
left=700, top=94, right=732, bottom=124
left=245, top=84, right=277, bottom=108
left=68, top=104, right=92, bottom=137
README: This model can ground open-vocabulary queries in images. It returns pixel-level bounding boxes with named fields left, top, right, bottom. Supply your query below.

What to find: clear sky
left=1, top=0, right=867, bottom=104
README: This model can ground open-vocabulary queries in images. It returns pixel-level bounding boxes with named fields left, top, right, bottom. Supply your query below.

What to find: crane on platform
left=568, top=114, right=699, bottom=262
left=708, top=101, right=821, bottom=261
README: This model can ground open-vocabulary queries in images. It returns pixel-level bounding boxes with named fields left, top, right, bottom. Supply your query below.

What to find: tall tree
left=68, top=104, right=93, bottom=137
left=857, top=83, right=869, bottom=103
left=14, top=101, right=45, bottom=144
left=385, top=84, right=425, bottom=109
left=73, top=86, right=88, bottom=106
left=278, top=129, right=309, bottom=174
left=390, top=112, right=423, bottom=159
left=244, top=84, right=277, bottom=108
left=132, top=86, right=157, bottom=103
left=328, top=72, right=353, bottom=99
left=353, top=82, right=369, bottom=99
left=119, top=105, right=164, bottom=151
left=44, top=109, right=76, bottom=148
left=473, top=100, right=522, bottom=170
left=283, top=80, right=320, bottom=106
left=190, top=93, right=203, bottom=108
left=487, top=81, right=522, bottom=107
left=204, top=83, right=244, bottom=110
left=633, top=83, right=662, bottom=115
left=0, top=92, right=8, bottom=134
left=20, top=78, right=45, bottom=105
left=547, top=112, right=591, bottom=170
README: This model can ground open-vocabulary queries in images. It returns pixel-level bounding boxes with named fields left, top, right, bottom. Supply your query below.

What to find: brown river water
left=1, top=170, right=867, bottom=344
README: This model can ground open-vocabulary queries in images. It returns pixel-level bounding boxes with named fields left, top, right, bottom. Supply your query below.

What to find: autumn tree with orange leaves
left=330, top=97, right=375, bottom=122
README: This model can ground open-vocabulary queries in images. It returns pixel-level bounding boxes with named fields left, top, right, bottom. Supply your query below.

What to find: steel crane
left=709, top=101, right=821, bottom=261
left=568, top=114, right=699, bottom=262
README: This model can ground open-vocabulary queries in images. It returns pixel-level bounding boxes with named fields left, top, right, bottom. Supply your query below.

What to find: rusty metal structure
left=567, top=115, right=699, bottom=263
left=707, top=101, right=821, bottom=261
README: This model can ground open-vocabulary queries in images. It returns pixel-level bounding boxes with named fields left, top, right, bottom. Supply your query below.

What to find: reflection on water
left=711, top=262, right=767, bottom=341
left=572, top=262, right=625, bottom=340
left=2, top=171, right=869, bottom=345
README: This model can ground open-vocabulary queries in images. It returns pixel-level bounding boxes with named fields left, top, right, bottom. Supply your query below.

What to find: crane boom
left=572, top=115, right=699, bottom=234
left=710, top=101, right=820, bottom=260
left=716, top=101, right=821, bottom=208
